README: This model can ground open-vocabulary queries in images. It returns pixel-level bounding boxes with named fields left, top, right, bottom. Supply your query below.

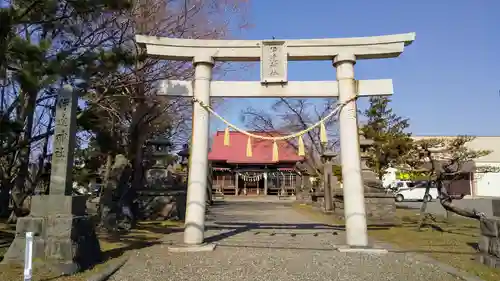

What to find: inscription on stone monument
left=50, top=85, right=77, bottom=195
left=260, top=40, right=287, bottom=84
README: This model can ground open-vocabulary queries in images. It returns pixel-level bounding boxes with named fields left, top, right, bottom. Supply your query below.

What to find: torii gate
left=136, top=32, right=415, bottom=251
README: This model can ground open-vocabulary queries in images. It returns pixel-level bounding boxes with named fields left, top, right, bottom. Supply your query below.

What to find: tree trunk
left=99, top=155, right=131, bottom=229
left=9, top=89, right=38, bottom=222
left=437, top=179, right=483, bottom=220
left=0, top=182, right=11, bottom=218
left=439, top=196, right=482, bottom=220
left=127, top=102, right=149, bottom=191
left=103, top=153, right=113, bottom=186
left=417, top=184, right=432, bottom=230
left=32, top=115, right=53, bottom=188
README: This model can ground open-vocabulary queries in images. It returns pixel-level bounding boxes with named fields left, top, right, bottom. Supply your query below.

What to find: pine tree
left=0, top=0, right=132, bottom=220
left=361, top=96, right=413, bottom=180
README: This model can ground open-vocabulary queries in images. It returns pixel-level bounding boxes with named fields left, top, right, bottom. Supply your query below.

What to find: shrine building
left=209, top=131, right=305, bottom=196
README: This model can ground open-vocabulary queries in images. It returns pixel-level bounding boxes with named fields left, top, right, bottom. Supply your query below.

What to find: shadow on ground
left=100, top=235, right=162, bottom=260
left=98, top=221, right=184, bottom=260
left=293, top=205, right=488, bottom=259
left=134, top=221, right=184, bottom=235
left=203, top=222, right=391, bottom=244
left=201, top=221, right=480, bottom=256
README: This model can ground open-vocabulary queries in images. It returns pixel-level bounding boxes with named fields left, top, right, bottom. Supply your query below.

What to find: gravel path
left=110, top=199, right=465, bottom=281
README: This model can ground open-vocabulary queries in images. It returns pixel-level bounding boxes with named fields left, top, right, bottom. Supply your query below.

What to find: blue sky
left=211, top=0, right=500, bottom=137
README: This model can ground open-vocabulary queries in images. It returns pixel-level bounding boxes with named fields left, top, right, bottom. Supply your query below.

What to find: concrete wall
left=474, top=162, right=500, bottom=197
left=475, top=173, right=500, bottom=197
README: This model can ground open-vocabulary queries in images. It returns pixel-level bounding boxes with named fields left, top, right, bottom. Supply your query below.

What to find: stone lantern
left=175, top=143, right=190, bottom=184
left=359, top=131, right=379, bottom=188
left=145, top=138, right=174, bottom=185
left=358, top=130, right=398, bottom=225
left=146, top=138, right=173, bottom=168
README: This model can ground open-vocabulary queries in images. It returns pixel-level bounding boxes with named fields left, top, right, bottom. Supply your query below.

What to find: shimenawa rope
left=192, top=96, right=358, bottom=160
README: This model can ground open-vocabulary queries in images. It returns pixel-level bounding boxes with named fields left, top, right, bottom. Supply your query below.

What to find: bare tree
left=0, top=0, right=250, bottom=223
left=81, top=0, right=250, bottom=192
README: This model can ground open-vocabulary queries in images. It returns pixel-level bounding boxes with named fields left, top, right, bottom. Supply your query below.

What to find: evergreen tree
left=0, top=0, right=132, bottom=220
left=361, top=96, right=413, bottom=180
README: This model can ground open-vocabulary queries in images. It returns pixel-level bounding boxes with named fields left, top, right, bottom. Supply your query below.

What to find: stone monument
left=2, top=85, right=102, bottom=273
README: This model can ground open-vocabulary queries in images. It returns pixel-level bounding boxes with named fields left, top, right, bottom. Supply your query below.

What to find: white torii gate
left=136, top=32, right=415, bottom=250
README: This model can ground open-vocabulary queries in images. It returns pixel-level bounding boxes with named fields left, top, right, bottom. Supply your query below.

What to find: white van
left=393, top=181, right=439, bottom=202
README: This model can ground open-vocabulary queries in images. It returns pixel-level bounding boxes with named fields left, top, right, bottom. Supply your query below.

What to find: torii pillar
left=334, top=54, right=368, bottom=246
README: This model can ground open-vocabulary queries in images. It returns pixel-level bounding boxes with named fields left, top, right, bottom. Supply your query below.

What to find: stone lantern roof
left=359, top=130, right=374, bottom=150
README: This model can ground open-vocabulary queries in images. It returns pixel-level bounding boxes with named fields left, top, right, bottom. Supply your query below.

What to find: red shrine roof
left=208, top=131, right=304, bottom=164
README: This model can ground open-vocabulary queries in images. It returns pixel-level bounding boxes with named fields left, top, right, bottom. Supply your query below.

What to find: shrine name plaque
left=260, top=40, right=287, bottom=84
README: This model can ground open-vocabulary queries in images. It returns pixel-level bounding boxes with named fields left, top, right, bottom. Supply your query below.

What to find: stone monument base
left=337, top=245, right=388, bottom=254
left=168, top=243, right=216, bottom=253
left=1, top=195, right=102, bottom=275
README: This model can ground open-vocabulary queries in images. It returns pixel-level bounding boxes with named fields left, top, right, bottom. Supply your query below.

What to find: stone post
left=321, top=152, right=336, bottom=212
left=333, top=53, right=368, bottom=247
left=264, top=172, right=268, bottom=195
left=183, top=55, right=214, bottom=246
left=2, top=85, right=101, bottom=273
left=235, top=172, right=239, bottom=195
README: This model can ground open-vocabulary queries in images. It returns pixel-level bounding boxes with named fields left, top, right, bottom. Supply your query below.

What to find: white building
left=412, top=136, right=500, bottom=198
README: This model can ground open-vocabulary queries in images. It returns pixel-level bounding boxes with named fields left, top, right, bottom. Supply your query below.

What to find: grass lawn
left=293, top=203, right=500, bottom=281
left=0, top=220, right=183, bottom=281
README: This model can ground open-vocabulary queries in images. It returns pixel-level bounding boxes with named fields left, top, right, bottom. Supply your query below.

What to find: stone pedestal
left=2, top=195, right=102, bottom=273
left=332, top=191, right=398, bottom=226
left=296, top=189, right=312, bottom=204
left=135, top=189, right=187, bottom=220
left=479, top=217, right=500, bottom=268
left=363, top=193, right=398, bottom=225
